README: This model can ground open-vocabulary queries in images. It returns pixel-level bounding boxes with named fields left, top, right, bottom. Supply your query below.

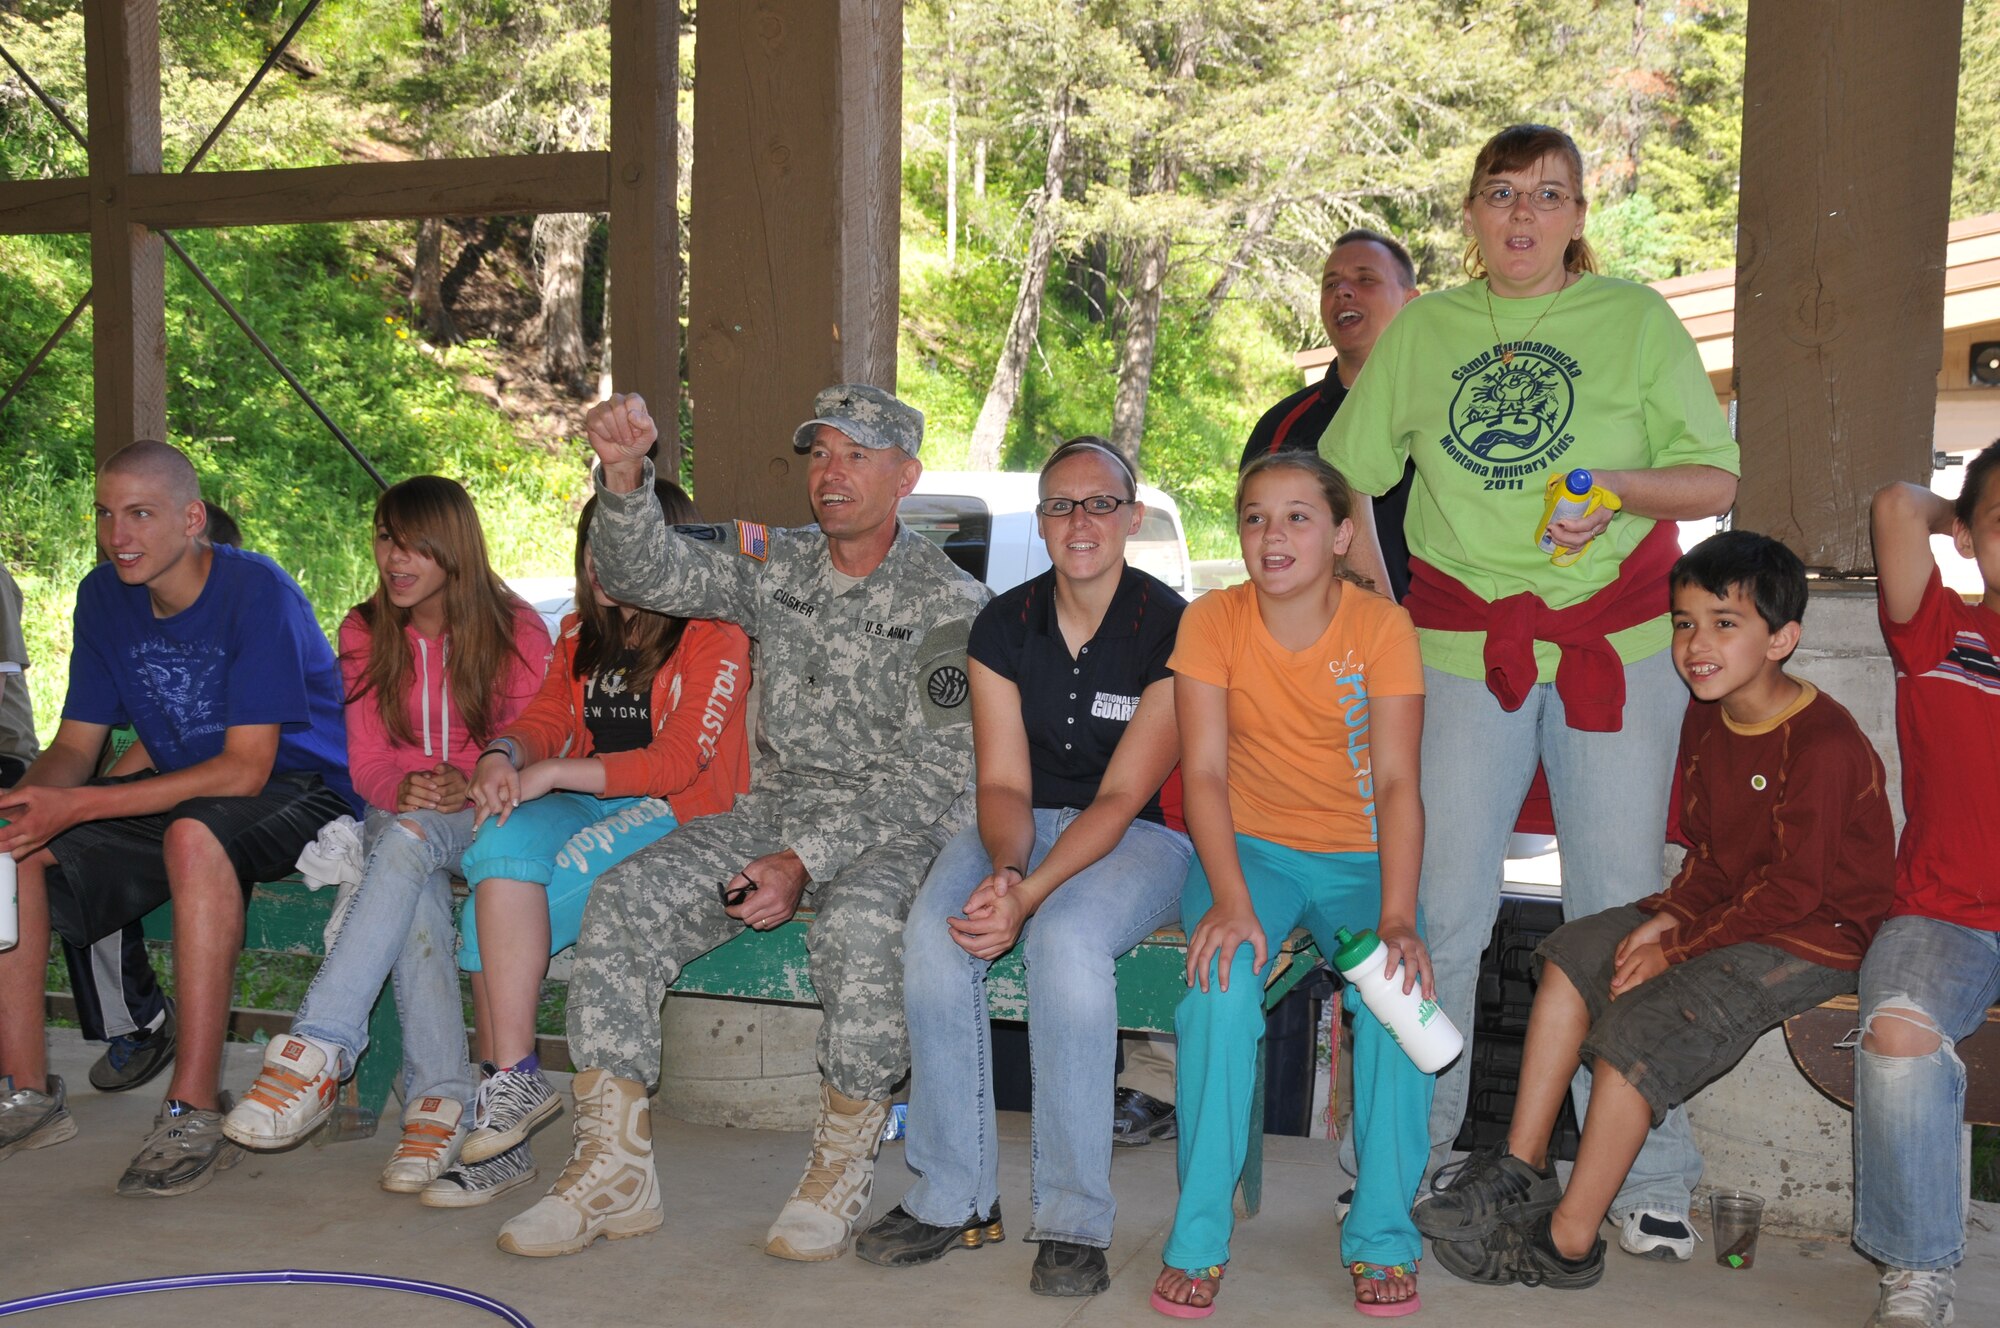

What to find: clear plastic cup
left=1711, top=1190, right=1765, bottom=1269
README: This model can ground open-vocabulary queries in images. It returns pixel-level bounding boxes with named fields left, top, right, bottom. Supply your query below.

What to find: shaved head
left=102, top=440, right=202, bottom=508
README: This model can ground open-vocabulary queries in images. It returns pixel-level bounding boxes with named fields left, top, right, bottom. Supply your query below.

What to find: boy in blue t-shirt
left=0, top=442, right=356, bottom=1197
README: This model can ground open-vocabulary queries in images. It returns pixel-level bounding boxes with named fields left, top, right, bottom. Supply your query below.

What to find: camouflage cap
left=791, top=383, right=924, bottom=459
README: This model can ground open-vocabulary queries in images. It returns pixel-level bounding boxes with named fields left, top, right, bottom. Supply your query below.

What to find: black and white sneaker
left=1617, top=1209, right=1699, bottom=1261
left=419, top=1141, right=538, bottom=1209
left=460, top=1062, right=561, bottom=1164
left=1112, top=1087, right=1176, bottom=1147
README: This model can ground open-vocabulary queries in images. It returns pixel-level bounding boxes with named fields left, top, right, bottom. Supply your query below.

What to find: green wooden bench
left=136, top=881, right=1323, bottom=1212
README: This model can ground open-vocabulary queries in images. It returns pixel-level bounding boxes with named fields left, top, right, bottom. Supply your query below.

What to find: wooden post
left=608, top=1, right=682, bottom=479
left=1732, top=2, right=1964, bottom=573
left=689, top=0, right=901, bottom=526
left=83, top=0, right=165, bottom=464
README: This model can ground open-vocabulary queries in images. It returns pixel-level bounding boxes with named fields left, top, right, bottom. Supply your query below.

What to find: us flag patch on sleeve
left=735, top=520, right=769, bottom=561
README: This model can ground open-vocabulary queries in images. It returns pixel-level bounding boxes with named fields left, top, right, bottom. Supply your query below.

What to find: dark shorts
left=43, top=770, right=351, bottom=948
left=1535, top=903, right=1856, bottom=1127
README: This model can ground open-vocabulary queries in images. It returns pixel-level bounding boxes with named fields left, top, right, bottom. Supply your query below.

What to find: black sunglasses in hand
left=719, top=871, right=760, bottom=909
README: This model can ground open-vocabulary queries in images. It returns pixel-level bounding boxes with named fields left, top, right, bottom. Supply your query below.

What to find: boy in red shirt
left=1852, top=441, right=2000, bottom=1328
left=1414, top=530, right=1896, bottom=1289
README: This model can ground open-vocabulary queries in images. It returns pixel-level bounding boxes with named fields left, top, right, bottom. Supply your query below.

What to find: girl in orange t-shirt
left=1151, top=453, right=1432, bottom=1320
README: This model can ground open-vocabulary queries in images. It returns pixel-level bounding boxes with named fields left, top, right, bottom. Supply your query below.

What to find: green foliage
left=1958, top=0, right=2000, bottom=220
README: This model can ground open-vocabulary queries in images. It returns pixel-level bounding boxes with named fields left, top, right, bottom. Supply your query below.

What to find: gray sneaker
left=0, top=1074, right=78, bottom=1161
left=420, top=1141, right=539, bottom=1209
left=1871, top=1268, right=1956, bottom=1328
left=116, top=1095, right=243, bottom=1197
left=1412, top=1142, right=1562, bottom=1241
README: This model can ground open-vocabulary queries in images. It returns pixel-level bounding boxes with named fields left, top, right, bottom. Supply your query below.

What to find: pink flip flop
left=1150, top=1264, right=1224, bottom=1318
left=1352, top=1259, right=1422, bottom=1318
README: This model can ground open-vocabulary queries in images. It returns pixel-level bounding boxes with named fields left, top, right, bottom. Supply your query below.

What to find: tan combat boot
left=497, top=1069, right=661, bottom=1257
left=763, top=1081, right=891, bottom=1261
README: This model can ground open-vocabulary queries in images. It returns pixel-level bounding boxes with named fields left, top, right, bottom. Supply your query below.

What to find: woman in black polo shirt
left=856, top=437, right=1191, bottom=1295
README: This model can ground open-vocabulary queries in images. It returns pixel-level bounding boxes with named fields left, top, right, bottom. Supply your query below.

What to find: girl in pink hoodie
left=224, top=476, right=551, bottom=1194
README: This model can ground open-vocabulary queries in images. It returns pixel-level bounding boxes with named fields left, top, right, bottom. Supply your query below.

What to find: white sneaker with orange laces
left=222, top=1034, right=342, bottom=1150
left=380, top=1094, right=466, bottom=1193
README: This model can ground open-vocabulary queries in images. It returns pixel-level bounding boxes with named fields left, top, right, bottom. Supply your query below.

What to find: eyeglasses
left=1475, top=184, right=1576, bottom=212
left=1035, top=495, right=1134, bottom=518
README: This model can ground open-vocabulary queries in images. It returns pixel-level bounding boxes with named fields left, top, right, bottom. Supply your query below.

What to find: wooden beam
left=123, top=153, right=612, bottom=229
left=1733, top=2, right=1964, bottom=573
left=84, top=0, right=165, bottom=464
left=0, top=178, right=91, bottom=236
left=689, top=0, right=902, bottom=527
left=838, top=0, right=902, bottom=394
left=4, top=153, right=613, bottom=239
left=607, top=1, right=681, bottom=477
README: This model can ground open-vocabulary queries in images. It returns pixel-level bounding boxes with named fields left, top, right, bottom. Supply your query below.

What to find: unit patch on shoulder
left=736, top=520, right=770, bottom=561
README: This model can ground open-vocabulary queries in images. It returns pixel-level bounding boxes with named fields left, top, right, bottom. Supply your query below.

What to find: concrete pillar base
left=1687, top=1027, right=1856, bottom=1237
left=657, top=994, right=824, bottom=1130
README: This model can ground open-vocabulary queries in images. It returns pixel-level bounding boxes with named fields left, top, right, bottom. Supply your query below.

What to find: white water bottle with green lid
left=1331, top=926, right=1462, bottom=1073
left=0, top=817, right=16, bottom=952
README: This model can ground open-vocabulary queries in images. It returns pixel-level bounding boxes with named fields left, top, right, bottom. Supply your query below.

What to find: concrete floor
left=5, top=1032, right=1994, bottom=1327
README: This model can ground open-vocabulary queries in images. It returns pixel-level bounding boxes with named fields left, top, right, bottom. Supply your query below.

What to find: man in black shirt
left=1238, top=228, right=1420, bottom=600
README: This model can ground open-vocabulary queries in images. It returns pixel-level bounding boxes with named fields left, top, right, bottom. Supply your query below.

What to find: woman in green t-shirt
left=1320, top=123, right=1738, bottom=1259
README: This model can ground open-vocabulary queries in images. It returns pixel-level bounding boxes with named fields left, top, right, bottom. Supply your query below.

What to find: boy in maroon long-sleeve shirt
left=1414, top=530, right=1896, bottom=1290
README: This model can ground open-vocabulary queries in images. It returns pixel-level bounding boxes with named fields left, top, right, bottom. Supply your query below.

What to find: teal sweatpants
left=1163, top=834, right=1433, bottom=1272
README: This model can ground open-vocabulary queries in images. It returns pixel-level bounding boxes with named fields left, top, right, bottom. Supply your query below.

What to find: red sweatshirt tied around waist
left=1401, top=521, right=1680, bottom=733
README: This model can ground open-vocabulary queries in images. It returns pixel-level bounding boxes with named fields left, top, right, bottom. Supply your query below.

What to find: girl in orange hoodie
left=430, top=479, right=752, bottom=1209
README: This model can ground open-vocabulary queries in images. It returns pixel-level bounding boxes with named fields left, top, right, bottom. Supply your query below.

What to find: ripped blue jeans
left=293, top=807, right=477, bottom=1109
left=1853, top=915, right=2000, bottom=1271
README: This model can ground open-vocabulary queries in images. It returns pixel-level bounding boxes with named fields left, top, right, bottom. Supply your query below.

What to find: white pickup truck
left=901, top=470, right=1196, bottom=599
left=512, top=470, right=1199, bottom=631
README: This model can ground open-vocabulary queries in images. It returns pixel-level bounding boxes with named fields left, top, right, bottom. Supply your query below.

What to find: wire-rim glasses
left=1476, top=184, right=1575, bottom=212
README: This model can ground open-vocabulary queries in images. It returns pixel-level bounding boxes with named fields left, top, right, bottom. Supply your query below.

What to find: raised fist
left=583, top=392, right=658, bottom=470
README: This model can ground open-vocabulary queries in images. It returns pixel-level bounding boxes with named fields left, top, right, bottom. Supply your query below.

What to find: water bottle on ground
left=1330, top=927, right=1463, bottom=1073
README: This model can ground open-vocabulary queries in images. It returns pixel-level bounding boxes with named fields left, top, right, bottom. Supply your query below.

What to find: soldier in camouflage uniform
left=497, top=384, right=990, bottom=1263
